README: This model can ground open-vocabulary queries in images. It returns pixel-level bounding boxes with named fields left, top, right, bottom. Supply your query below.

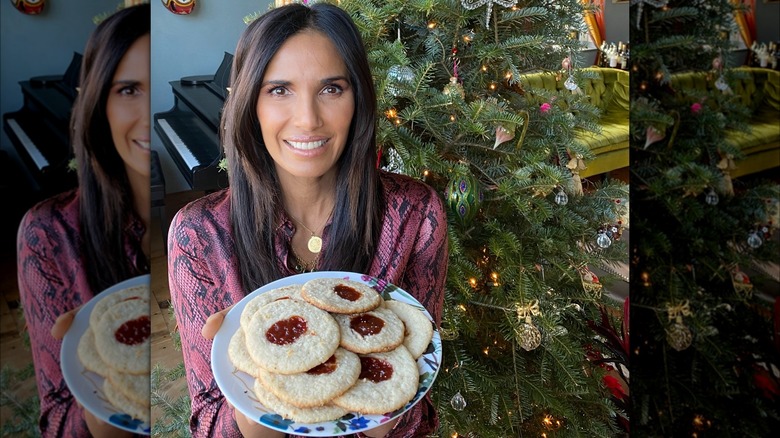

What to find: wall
left=151, top=0, right=272, bottom=194
left=0, top=1, right=115, bottom=157
left=579, top=0, right=630, bottom=66
left=755, top=0, right=780, bottom=44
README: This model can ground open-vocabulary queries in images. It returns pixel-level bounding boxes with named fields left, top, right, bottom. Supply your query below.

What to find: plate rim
left=60, top=274, right=151, bottom=435
left=212, top=271, right=442, bottom=437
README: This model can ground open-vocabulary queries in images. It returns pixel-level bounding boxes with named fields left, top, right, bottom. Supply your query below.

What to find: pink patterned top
left=16, top=189, right=147, bottom=437
left=168, top=171, right=449, bottom=438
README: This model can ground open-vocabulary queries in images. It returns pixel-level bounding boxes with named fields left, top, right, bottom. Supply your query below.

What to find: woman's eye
left=119, top=86, right=138, bottom=96
left=269, top=87, right=288, bottom=96
left=322, top=85, right=342, bottom=95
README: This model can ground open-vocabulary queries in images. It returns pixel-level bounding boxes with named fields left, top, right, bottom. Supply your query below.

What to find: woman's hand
left=201, top=304, right=235, bottom=340
left=51, top=307, right=137, bottom=437
left=50, top=306, right=82, bottom=340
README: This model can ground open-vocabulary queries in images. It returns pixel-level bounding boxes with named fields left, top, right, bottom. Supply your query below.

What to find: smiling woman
left=16, top=4, right=151, bottom=437
left=107, top=33, right=151, bottom=184
left=167, top=3, right=448, bottom=438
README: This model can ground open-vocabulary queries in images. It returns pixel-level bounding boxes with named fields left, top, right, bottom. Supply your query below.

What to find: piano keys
left=2, top=52, right=81, bottom=194
left=154, top=51, right=232, bottom=192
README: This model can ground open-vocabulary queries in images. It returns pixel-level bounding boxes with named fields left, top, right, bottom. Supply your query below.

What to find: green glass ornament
left=446, top=174, right=483, bottom=226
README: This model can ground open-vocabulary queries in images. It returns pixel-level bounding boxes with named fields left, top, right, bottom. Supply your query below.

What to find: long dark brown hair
left=71, top=3, right=150, bottom=293
left=223, top=3, right=383, bottom=291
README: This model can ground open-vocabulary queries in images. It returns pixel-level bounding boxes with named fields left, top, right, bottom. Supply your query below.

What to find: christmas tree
left=629, top=0, right=780, bottom=436
left=338, top=0, right=630, bottom=436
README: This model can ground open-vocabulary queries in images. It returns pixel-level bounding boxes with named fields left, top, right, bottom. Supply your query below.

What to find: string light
left=483, top=346, right=490, bottom=355
left=427, top=21, right=437, bottom=29
left=458, top=304, right=467, bottom=312
left=450, top=114, right=456, bottom=122
left=489, top=82, right=497, bottom=91
left=385, top=108, right=397, bottom=119
left=469, top=277, right=478, bottom=288
left=505, top=71, right=513, bottom=80
left=481, top=65, right=488, bottom=72
left=423, top=169, right=430, bottom=177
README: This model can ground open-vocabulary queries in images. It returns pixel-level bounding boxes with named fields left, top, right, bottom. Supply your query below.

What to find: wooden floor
left=0, top=190, right=203, bottom=431
left=149, top=191, right=204, bottom=426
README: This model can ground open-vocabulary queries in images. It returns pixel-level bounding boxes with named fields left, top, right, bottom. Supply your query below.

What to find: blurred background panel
left=0, top=2, right=136, bottom=434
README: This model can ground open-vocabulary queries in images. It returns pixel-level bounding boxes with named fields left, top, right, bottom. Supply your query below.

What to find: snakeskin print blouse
left=169, top=171, right=449, bottom=438
left=16, top=189, right=147, bottom=437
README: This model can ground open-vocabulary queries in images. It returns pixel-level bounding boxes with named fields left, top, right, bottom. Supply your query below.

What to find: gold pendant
left=307, top=235, right=322, bottom=253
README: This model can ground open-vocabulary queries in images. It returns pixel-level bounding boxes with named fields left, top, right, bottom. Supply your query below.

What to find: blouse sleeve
left=375, top=188, right=449, bottom=438
left=167, top=208, right=241, bottom=438
left=17, top=210, right=90, bottom=437
left=400, top=190, right=448, bottom=326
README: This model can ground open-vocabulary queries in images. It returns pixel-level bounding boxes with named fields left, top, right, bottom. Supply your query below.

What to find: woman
left=168, top=3, right=448, bottom=438
left=17, top=4, right=150, bottom=437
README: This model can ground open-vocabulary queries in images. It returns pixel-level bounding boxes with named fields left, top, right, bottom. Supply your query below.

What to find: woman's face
left=256, top=30, right=355, bottom=182
left=107, top=33, right=150, bottom=180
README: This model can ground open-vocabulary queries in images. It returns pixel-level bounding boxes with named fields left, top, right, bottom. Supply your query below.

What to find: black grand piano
left=154, top=52, right=232, bottom=192
left=3, top=52, right=81, bottom=195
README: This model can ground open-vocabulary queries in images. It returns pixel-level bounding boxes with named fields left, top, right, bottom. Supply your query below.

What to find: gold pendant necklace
left=307, top=235, right=323, bottom=253
left=288, top=207, right=333, bottom=255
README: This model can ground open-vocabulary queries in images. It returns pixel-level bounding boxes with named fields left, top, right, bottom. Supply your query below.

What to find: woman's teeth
left=288, top=140, right=326, bottom=150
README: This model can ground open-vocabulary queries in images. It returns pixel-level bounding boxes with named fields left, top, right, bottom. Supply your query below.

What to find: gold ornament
left=566, top=153, right=586, bottom=196
left=517, top=322, right=542, bottom=351
left=516, top=300, right=542, bottom=351
left=665, top=300, right=693, bottom=351
left=717, top=154, right=736, bottom=196
left=443, top=76, right=465, bottom=99
left=439, top=326, right=459, bottom=341
left=666, top=321, right=693, bottom=351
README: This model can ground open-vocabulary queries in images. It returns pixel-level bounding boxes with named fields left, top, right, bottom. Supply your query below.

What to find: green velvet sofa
left=669, top=67, right=779, bottom=178
left=518, top=67, right=629, bottom=178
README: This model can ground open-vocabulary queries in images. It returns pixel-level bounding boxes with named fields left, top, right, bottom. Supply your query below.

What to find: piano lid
left=211, top=52, right=233, bottom=100
left=155, top=52, right=232, bottom=193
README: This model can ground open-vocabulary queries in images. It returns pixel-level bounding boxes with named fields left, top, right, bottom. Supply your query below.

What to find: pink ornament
left=712, top=57, right=722, bottom=70
left=494, top=125, right=515, bottom=149
left=540, top=103, right=552, bottom=113
left=644, top=126, right=666, bottom=149
left=691, top=102, right=702, bottom=114
left=562, top=57, right=571, bottom=70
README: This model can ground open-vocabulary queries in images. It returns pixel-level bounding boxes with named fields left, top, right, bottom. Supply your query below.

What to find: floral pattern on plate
left=60, top=275, right=151, bottom=435
left=212, top=271, right=442, bottom=437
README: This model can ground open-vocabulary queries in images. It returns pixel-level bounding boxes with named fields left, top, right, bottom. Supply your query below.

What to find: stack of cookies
left=77, top=284, right=151, bottom=423
left=228, top=278, right=434, bottom=423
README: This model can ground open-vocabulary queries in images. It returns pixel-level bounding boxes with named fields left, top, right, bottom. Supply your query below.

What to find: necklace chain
left=291, top=246, right=320, bottom=273
left=288, top=206, right=334, bottom=254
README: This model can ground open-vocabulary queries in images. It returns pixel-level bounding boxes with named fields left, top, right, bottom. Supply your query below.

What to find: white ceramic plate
left=212, top=271, right=442, bottom=436
left=60, top=274, right=151, bottom=435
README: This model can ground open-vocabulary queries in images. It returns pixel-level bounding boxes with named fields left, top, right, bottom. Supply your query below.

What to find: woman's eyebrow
left=112, top=79, right=141, bottom=87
